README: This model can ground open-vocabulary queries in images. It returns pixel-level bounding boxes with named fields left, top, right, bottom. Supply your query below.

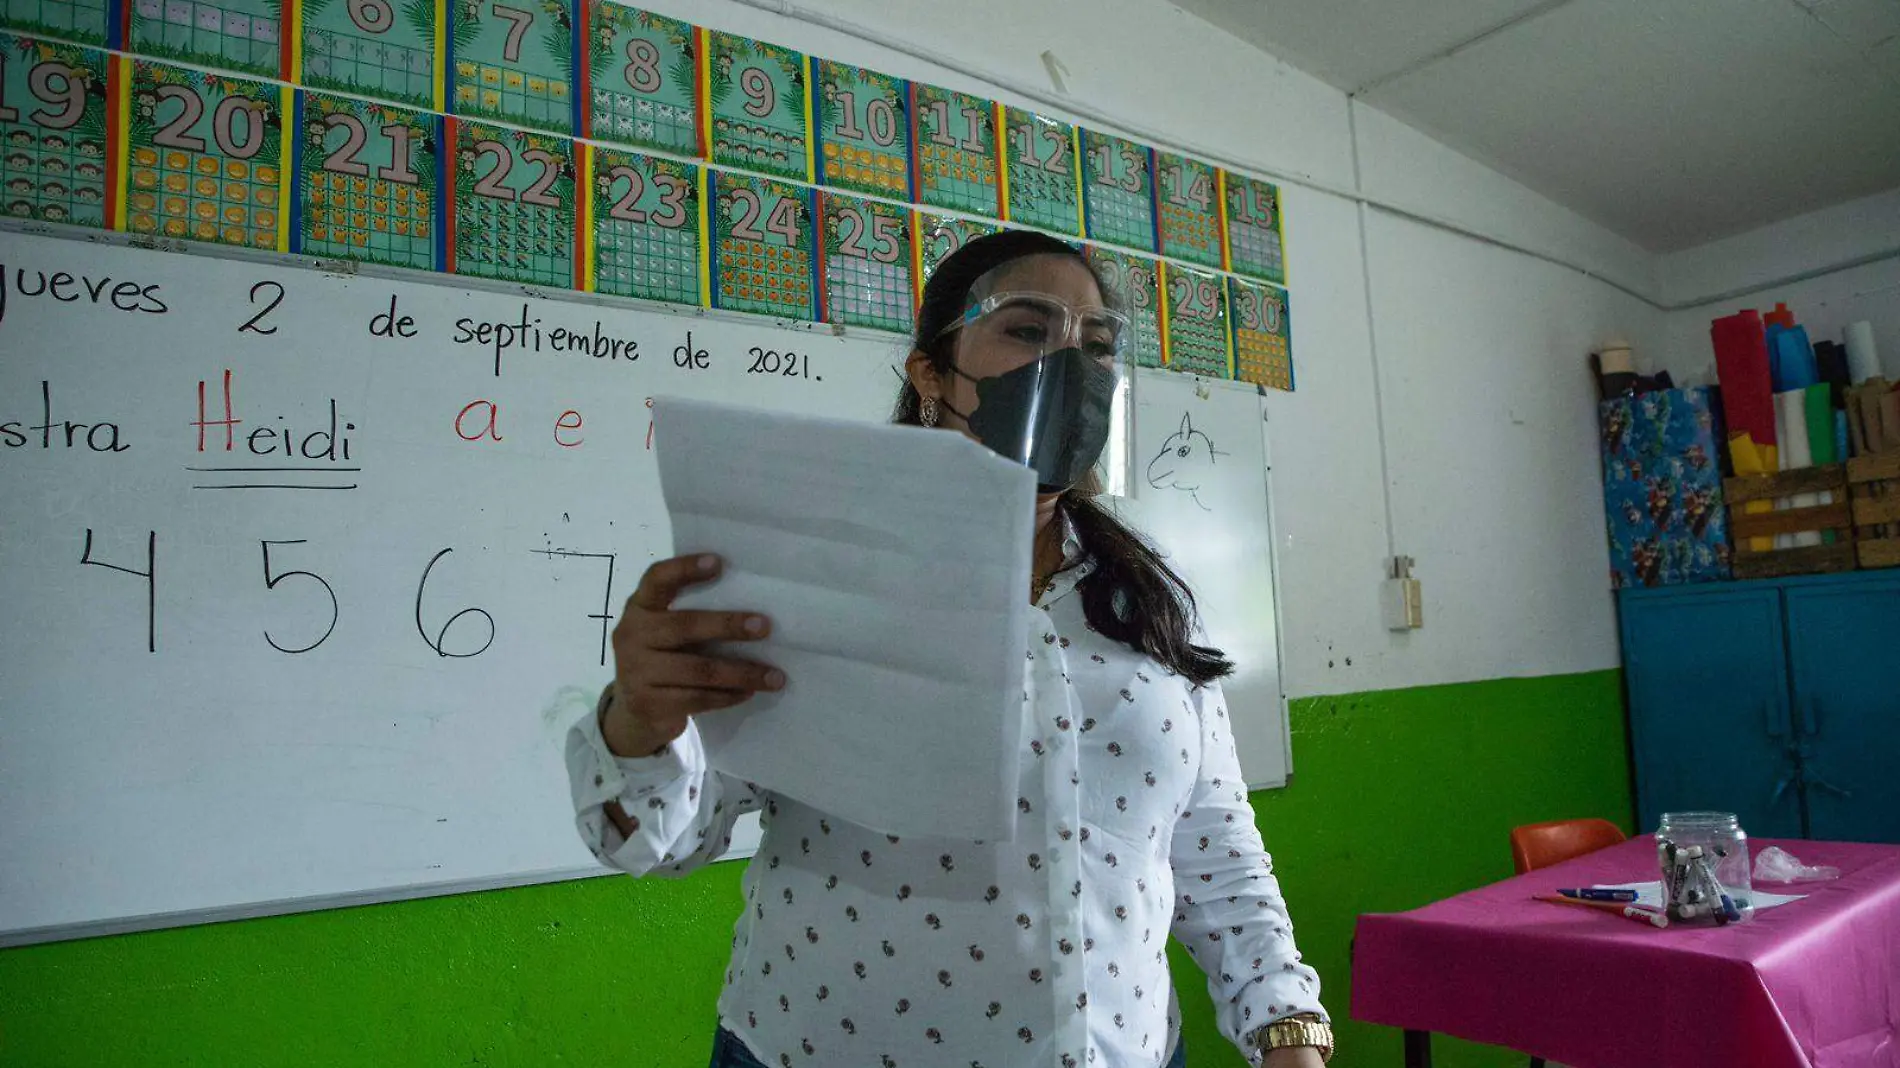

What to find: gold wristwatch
left=1251, top=1013, right=1335, bottom=1063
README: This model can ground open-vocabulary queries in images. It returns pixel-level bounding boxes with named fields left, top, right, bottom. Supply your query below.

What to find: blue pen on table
left=1557, top=887, right=1639, bottom=903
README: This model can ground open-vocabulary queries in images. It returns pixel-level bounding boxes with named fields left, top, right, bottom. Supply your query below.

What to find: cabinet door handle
left=1770, top=772, right=1797, bottom=807
left=1808, top=773, right=1852, bottom=799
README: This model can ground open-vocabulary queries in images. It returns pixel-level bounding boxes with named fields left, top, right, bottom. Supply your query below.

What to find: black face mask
left=940, top=347, right=1118, bottom=492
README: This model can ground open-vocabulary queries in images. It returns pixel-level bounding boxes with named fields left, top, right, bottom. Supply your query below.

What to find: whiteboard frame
left=0, top=226, right=1294, bottom=947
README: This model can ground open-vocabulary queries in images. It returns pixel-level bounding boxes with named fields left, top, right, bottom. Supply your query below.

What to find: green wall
left=0, top=670, right=1630, bottom=1068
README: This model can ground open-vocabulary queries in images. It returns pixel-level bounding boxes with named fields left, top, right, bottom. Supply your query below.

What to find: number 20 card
left=124, top=60, right=288, bottom=250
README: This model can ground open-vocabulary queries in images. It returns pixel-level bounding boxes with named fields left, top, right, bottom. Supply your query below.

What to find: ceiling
left=1172, top=0, right=1900, bottom=252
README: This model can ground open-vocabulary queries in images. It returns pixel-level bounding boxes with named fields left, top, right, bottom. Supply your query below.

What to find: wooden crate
left=1848, top=450, right=1900, bottom=570
left=1723, top=465, right=1856, bottom=579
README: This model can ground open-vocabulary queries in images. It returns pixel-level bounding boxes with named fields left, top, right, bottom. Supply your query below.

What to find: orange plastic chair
left=1510, top=818, right=1627, bottom=875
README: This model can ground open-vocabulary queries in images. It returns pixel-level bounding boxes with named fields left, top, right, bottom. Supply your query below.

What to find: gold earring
left=921, top=396, right=940, bottom=427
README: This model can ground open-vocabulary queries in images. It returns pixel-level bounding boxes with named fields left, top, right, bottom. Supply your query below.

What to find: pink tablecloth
left=1352, top=839, right=1900, bottom=1068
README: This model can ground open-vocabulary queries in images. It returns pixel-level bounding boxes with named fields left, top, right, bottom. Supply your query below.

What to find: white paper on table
left=653, top=396, right=1036, bottom=842
left=1593, top=881, right=1807, bottom=911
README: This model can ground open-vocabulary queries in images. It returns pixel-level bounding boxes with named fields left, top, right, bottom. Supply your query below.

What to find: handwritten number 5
left=261, top=540, right=339, bottom=654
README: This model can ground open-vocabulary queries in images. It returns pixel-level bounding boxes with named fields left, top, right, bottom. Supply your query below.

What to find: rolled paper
left=1712, top=311, right=1776, bottom=445
left=1845, top=321, right=1881, bottom=383
left=1806, top=384, right=1836, bottom=544
left=1776, top=389, right=1819, bottom=548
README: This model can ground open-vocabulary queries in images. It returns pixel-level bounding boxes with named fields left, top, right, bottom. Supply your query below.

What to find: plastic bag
left=1753, top=845, right=1840, bottom=884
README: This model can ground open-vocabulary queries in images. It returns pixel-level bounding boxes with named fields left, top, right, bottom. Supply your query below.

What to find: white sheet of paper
left=654, top=397, right=1036, bottom=842
left=1593, top=882, right=1807, bottom=911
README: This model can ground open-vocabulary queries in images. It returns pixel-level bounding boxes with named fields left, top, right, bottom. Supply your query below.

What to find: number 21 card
left=294, top=91, right=439, bottom=270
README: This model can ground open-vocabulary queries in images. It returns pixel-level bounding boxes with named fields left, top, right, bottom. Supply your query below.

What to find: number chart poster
left=446, top=0, right=575, bottom=133
left=812, top=59, right=905, bottom=201
left=293, top=90, right=438, bottom=269
left=585, top=143, right=700, bottom=306
left=817, top=190, right=908, bottom=334
left=124, top=59, right=289, bottom=249
left=3, top=0, right=110, bottom=45
left=127, top=0, right=284, bottom=78
left=1001, top=106, right=1079, bottom=237
left=703, top=29, right=807, bottom=182
left=1222, top=170, right=1285, bottom=285
left=909, top=80, right=995, bottom=219
left=1155, top=150, right=1220, bottom=270
left=296, top=0, right=441, bottom=110
left=1229, top=274, right=1292, bottom=391
left=0, top=2, right=1305, bottom=392
left=912, top=209, right=993, bottom=299
left=1080, top=129, right=1154, bottom=253
left=1086, top=245, right=1162, bottom=370
left=1160, top=261, right=1230, bottom=378
left=1, top=32, right=118, bottom=229
left=445, top=116, right=575, bottom=287
left=581, top=1, right=697, bottom=158
left=709, top=168, right=812, bottom=320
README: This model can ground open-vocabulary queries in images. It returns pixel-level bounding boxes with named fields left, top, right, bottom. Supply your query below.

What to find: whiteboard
left=1120, top=371, right=1289, bottom=792
left=0, top=226, right=1286, bottom=945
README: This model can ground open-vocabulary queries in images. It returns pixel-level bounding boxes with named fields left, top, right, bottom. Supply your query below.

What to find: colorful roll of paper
left=1805, top=384, right=1836, bottom=544
left=1846, top=321, right=1882, bottom=383
left=1711, top=310, right=1778, bottom=551
left=1775, top=389, right=1819, bottom=548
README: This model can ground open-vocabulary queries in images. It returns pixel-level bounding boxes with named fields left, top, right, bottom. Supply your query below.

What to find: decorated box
left=1600, top=386, right=1732, bottom=588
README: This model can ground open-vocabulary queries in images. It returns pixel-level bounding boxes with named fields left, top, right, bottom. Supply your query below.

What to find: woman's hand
left=601, top=553, right=783, bottom=758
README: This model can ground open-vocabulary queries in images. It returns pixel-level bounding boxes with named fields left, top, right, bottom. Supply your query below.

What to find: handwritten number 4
left=81, top=529, right=157, bottom=653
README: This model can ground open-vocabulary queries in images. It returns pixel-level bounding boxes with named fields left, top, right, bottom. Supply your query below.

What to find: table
left=1352, top=838, right=1900, bottom=1068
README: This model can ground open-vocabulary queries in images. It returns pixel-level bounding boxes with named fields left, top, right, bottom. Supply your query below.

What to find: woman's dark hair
left=893, top=229, right=1234, bottom=686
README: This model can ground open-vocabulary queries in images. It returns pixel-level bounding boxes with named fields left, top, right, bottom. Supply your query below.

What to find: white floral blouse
left=565, top=537, right=1324, bottom=1068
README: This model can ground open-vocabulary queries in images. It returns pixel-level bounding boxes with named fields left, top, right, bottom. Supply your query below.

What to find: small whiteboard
left=0, top=228, right=1286, bottom=945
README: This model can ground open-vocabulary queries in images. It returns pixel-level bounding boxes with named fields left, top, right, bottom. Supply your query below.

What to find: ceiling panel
left=1173, top=0, right=1900, bottom=250
left=1170, top=0, right=1564, bottom=90
left=1354, top=0, right=1900, bottom=249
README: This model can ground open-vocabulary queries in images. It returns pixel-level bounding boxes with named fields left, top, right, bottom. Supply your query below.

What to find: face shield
left=934, top=266, right=1134, bottom=494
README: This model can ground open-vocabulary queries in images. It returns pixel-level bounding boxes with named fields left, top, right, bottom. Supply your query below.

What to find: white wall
left=619, top=0, right=1666, bottom=697
left=1656, top=189, right=1900, bottom=384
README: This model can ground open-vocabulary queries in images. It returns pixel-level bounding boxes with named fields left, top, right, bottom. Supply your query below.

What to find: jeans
left=709, top=1025, right=1190, bottom=1067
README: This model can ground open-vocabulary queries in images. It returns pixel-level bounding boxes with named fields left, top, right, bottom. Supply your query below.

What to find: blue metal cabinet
left=1619, top=572, right=1900, bottom=845
left=1620, top=585, right=1802, bottom=838
left=1783, top=575, right=1900, bottom=844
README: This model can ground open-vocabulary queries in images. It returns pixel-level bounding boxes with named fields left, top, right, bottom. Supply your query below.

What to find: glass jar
left=1656, top=811, right=1753, bottom=921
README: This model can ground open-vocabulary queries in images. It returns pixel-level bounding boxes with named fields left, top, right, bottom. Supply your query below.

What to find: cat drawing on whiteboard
left=1146, top=411, right=1225, bottom=512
